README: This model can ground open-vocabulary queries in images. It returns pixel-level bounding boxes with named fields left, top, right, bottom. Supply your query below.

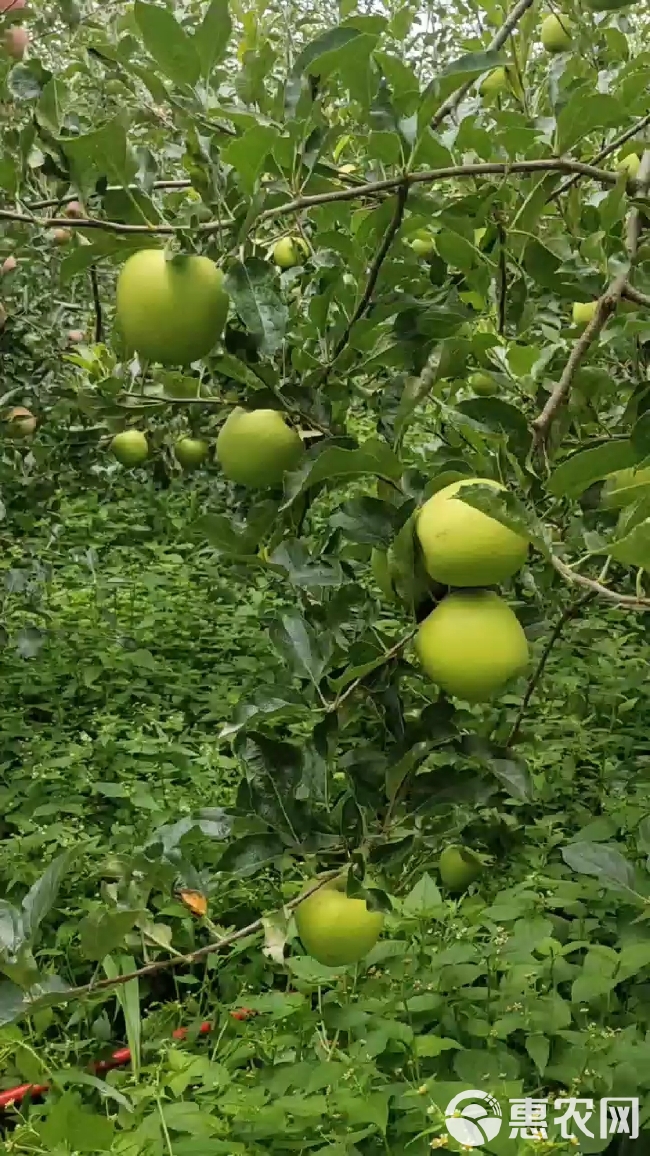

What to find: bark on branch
left=532, top=150, right=650, bottom=449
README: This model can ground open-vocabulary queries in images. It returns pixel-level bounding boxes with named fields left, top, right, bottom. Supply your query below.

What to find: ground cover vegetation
left=2, top=0, right=650, bottom=1151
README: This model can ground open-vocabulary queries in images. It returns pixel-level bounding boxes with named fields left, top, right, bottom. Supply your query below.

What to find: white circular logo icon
left=445, top=1090, right=503, bottom=1147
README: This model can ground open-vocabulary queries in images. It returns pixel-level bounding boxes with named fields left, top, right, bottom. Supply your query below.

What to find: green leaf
left=282, top=440, right=402, bottom=508
left=8, top=61, right=52, bottom=101
left=37, top=77, right=66, bottom=133
left=610, top=518, right=650, bottom=571
left=489, top=757, right=534, bottom=802
left=134, top=1, right=200, bottom=88
left=224, top=259, right=288, bottom=356
left=103, top=955, right=141, bottom=1078
left=547, top=441, right=639, bottom=498
left=525, top=1033, right=549, bottom=1075
left=0, top=903, right=22, bottom=956
left=271, top=612, right=332, bottom=684
left=197, top=0, right=232, bottom=78
left=218, top=833, right=285, bottom=875
left=79, top=909, right=140, bottom=962
left=37, top=1091, right=115, bottom=1151
left=556, top=91, right=623, bottom=154
left=269, top=539, right=344, bottom=587
left=561, top=842, right=637, bottom=894
left=419, top=50, right=505, bottom=122
left=22, top=850, right=76, bottom=942
left=293, top=27, right=373, bottom=78
left=403, top=873, right=444, bottom=918
left=59, top=118, right=137, bottom=197
left=223, top=125, right=280, bottom=195
left=413, top=1035, right=462, bottom=1057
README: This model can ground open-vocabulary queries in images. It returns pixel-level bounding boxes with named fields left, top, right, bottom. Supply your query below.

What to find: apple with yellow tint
left=294, top=878, right=384, bottom=966
left=416, top=591, right=529, bottom=702
left=416, top=478, right=528, bottom=588
left=116, top=249, right=228, bottom=366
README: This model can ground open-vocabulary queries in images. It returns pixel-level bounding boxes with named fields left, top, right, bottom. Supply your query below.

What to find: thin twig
left=89, top=266, right=103, bottom=342
left=317, top=182, right=409, bottom=387
left=0, top=162, right=621, bottom=242
left=327, top=629, right=416, bottom=713
left=333, top=183, right=408, bottom=362
left=430, top=0, right=536, bottom=130
left=532, top=150, right=650, bottom=449
left=551, top=554, right=650, bottom=610
left=45, top=872, right=342, bottom=1007
left=497, top=221, right=507, bottom=335
left=552, top=109, right=650, bottom=202
left=507, top=592, right=595, bottom=745
left=622, top=284, right=650, bottom=309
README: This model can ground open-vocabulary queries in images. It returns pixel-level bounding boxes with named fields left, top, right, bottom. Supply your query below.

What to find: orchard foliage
left=2, top=0, right=650, bottom=1148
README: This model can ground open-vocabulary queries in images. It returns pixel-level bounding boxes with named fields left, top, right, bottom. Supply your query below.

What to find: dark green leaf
left=22, top=850, right=76, bottom=942
left=556, top=92, right=623, bottom=154
left=282, top=440, right=402, bottom=508
left=547, top=442, right=638, bottom=498
left=134, top=1, right=200, bottom=88
left=218, top=833, right=285, bottom=875
left=225, top=259, right=288, bottom=355
left=610, top=518, right=650, bottom=571
left=271, top=613, right=332, bottom=684
left=59, top=118, right=137, bottom=196
left=223, top=125, right=280, bottom=195
left=79, top=910, right=140, bottom=962
left=561, top=842, right=637, bottom=893
left=197, top=0, right=232, bottom=78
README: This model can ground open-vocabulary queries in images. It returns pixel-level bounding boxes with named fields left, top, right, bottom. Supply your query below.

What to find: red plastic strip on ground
left=0, top=1010, right=255, bottom=1109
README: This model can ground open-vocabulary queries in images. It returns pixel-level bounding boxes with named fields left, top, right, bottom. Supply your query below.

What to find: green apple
left=294, top=878, right=384, bottom=966
left=616, top=153, right=640, bottom=180
left=115, top=249, right=228, bottom=366
left=480, top=67, right=508, bottom=98
left=416, top=590, right=529, bottom=702
left=572, top=300, right=598, bottom=328
left=439, top=846, right=483, bottom=891
left=416, top=478, right=528, bottom=587
left=272, top=236, right=309, bottom=269
left=410, top=230, right=436, bottom=258
left=216, top=408, right=304, bottom=488
left=174, top=437, right=209, bottom=470
left=468, top=371, right=497, bottom=396
left=110, top=429, right=149, bottom=467
left=5, top=406, right=36, bottom=439
left=540, top=13, right=572, bottom=51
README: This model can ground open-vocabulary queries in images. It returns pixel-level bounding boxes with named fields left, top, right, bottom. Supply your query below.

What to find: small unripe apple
left=174, top=437, right=209, bottom=470
left=295, top=878, right=383, bottom=966
left=1, top=256, right=17, bottom=275
left=468, top=371, right=497, bottom=396
left=52, top=228, right=72, bottom=246
left=110, top=429, right=149, bottom=467
left=540, top=13, right=572, bottom=52
left=68, top=329, right=86, bottom=343
left=480, top=67, right=508, bottom=98
left=439, top=846, right=483, bottom=892
left=410, top=230, right=436, bottom=258
left=4, top=25, right=29, bottom=60
left=5, top=406, right=36, bottom=438
left=572, top=300, right=597, bottom=328
left=616, top=153, right=640, bottom=180
left=65, top=200, right=84, bottom=219
left=272, top=237, right=309, bottom=269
